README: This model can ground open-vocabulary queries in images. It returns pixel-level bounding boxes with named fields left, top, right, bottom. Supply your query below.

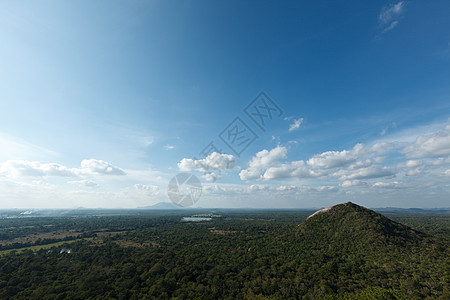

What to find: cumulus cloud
left=0, top=159, right=126, bottom=178
left=79, top=159, right=126, bottom=176
left=177, top=152, right=236, bottom=181
left=178, top=158, right=195, bottom=172
left=307, top=144, right=364, bottom=169
left=208, top=183, right=337, bottom=195
left=262, top=160, right=309, bottom=180
left=68, top=180, right=99, bottom=188
left=397, top=160, right=424, bottom=176
left=202, top=173, right=218, bottom=182
left=240, top=142, right=397, bottom=182
left=0, top=160, right=77, bottom=178
left=402, top=126, right=450, bottom=158
left=289, top=118, right=304, bottom=132
left=195, top=152, right=236, bottom=172
left=378, top=1, right=405, bottom=33
left=239, top=146, right=287, bottom=180
left=337, top=165, right=395, bottom=180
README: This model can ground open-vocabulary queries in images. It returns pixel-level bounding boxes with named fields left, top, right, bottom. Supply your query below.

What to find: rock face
left=306, top=202, right=359, bottom=219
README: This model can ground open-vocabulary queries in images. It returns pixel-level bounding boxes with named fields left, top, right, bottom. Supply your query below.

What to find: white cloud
left=372, top=181, right=404, bottom=189
left=337, top=165, right=395, bottom=181
left=307, top=144, right=363, bottom=169
left=134, top=184, right=159, bottom=191
left=239, top=146, right=287, bottom=180
left=164, top=144, right=175, bottom=150
left=433, top=156, right=450, bottom=166
left=347, top=159, right=374, bottom=170
left=263, top=160, right=309, bottom=180
left=316, top=186, right=339, bottom=192
left=177, top=152, right=236, bottom=181
left=378, top=1, right=405, bottom=34
left=382, top=21, right=399, bottom=33
left=341, top=180, right=366, bottom=188
left=195, top=152, right=236, bottom=172
left=203, top=183, right=339, bottom=197
left=239, top=142, right=397, bottom=181
left=289, top=118, right=304, bottom=132
left=79, top=159, right=126, bottom=176
left=0, top=160, right=77, bottom=178
left=0, top=159, right=126, bottom=178
left=397, top=159, right=424, bottom=176
left=202, top=173, right=218, bottom=182
left=367, top=141, right=400, bottom=155
left=68, top=180, right=99, bottom=188
left=276, top=185, right=298, bottom=191
left=178, top=158, right=195, bottom=172
left=402, top=126, right=450, bottom=159
left=379, top=2, right=405, bottom=24
left=248, top=184, right=269, bottom=192
left=405, top=168, right=423, bottom=176
left=405, top=160, right=422, bottom=168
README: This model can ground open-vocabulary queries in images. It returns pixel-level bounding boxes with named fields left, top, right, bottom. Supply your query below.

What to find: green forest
left=0, top=204, right=448, bottom=299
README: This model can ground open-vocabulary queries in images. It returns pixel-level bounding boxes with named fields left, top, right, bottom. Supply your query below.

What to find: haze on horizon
left=0, top=1, right=449, bottom=209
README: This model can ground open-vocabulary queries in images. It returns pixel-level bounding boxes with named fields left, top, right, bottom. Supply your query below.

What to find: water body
left=181, top=217, right=212, bottom=222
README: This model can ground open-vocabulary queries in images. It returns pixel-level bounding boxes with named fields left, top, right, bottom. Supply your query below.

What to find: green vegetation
left=0, top=205, right=448, bottom=299
left=0, top=238, right=93, bottom=255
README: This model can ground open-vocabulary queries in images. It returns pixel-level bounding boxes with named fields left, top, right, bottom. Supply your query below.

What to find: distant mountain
left=373, top=207, right=450, bottom=214
left=138, top=202, right=184, bottom=210
left=298, top=202, right=425, bottom=249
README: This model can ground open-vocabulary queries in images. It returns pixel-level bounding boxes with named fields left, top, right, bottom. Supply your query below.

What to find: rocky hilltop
left=299, top=202, right=424, bottom=248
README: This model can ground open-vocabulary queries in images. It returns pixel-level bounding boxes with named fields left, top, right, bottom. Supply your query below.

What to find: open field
left=0, top=229, right=84, bottom=246
left=0, top=237, right=93, bottom=255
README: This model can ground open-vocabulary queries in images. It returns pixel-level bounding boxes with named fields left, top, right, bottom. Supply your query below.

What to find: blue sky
left=0, top=0, right=449, bottom=208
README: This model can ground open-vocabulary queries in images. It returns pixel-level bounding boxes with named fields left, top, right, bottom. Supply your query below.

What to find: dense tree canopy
left=0, top=207, right=448, bottom=299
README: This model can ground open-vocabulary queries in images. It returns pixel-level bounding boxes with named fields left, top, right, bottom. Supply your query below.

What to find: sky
left=0, top=0, right=449, bottom=209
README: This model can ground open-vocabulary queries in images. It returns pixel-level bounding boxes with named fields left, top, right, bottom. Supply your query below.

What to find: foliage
left=0, top=206, right=448, bottom=299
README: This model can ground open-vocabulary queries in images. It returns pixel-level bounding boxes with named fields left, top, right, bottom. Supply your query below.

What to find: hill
left=299, top=202, right=425, bottom=249
left=294, top=202, right=449, bottom=298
